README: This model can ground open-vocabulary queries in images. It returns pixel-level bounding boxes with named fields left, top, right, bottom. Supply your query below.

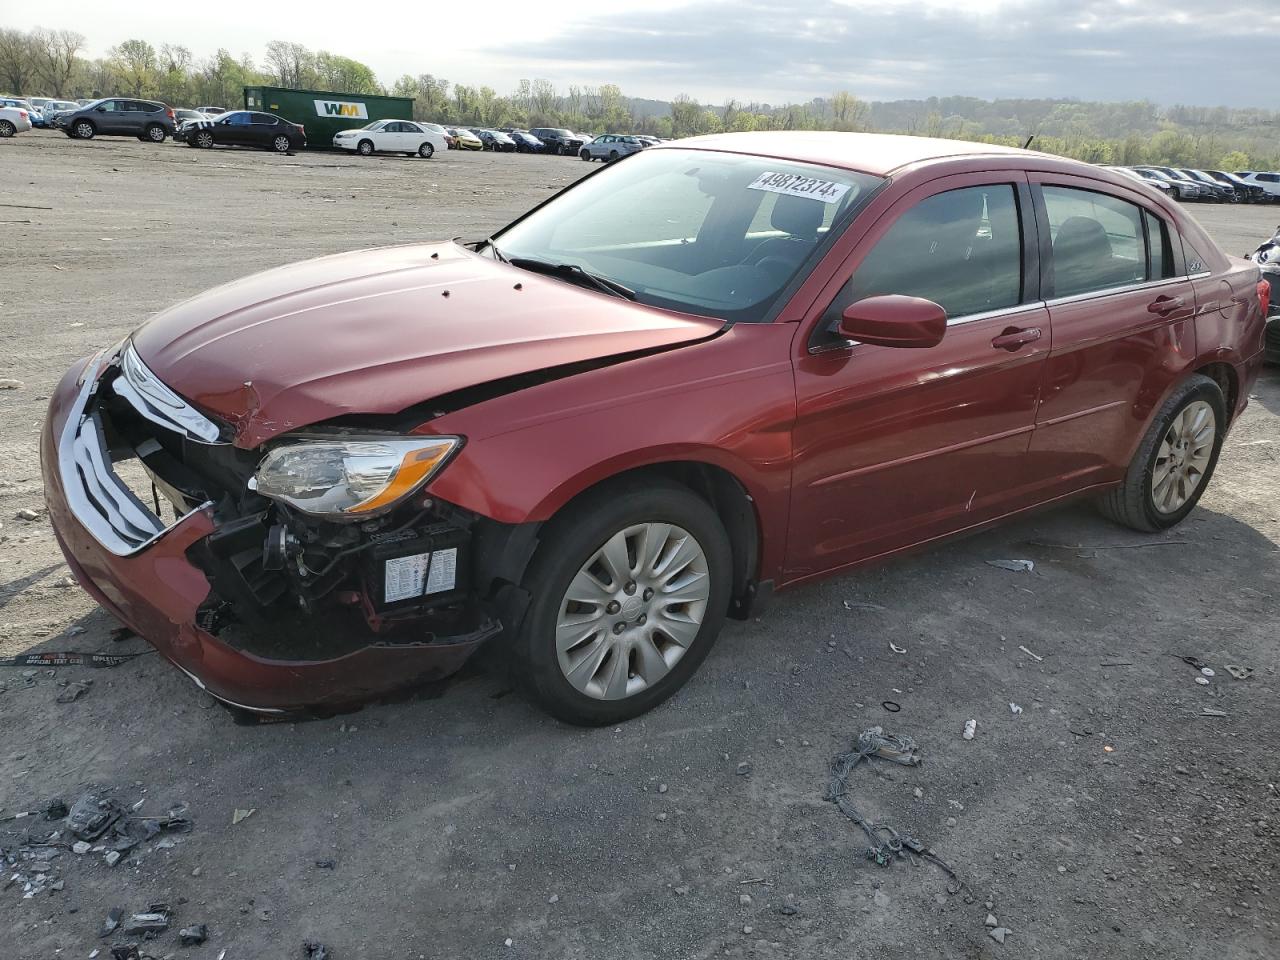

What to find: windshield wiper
left=483, top=238, right=508, bottom=263
left=507, top=256, right=637, bottom=301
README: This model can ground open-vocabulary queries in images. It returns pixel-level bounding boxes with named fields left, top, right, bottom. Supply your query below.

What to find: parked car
left=1246, top=224, right=1280, bottom=361
left=1104, top=166, right=1173, bottom=197
left=579, top=134, right=645, bottom=162
left=1235, top=172, right=1280, bottom=202
left=0, top=103, right=32, bottom=137
left=444, top=127, right=483, bottom=150
left=195, top=106, right=226, bottom=115
left=1204, top=170, right=1265, bottom=203
left=1138, top=166, right=1214, bottom=201
left=508, top=130, right=544, bottom=152
left=332, top=119, right=447, bottom=158
left=1179, top=169, right=1234, bottom=202
left=179, top=111, right=306, bottom=153
left=41, top=132, right=1266, bottom=723
left=60, top=98, right=177, bottom=142
left=528, top=127, right=586, bottom=156
left=173, top=108, right=207, bottom=125
left=1131, top=167, right=1202, bottom=202
left=40, top=99, right=79, bottom=128
left=472, top=128, right=516, bottom=151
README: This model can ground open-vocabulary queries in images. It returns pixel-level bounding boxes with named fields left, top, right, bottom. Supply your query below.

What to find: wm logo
left=313, top=99, right=368, bottom=119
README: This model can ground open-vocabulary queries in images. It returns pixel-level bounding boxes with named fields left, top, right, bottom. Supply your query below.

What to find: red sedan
left=42, top=132, right=1268, bottom=724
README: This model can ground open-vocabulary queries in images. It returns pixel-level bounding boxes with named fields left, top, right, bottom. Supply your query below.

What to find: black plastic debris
left=123, top=908, right=170, bottom=935
left=109, top=945, right=141, bottom=960
left=304, top=941, right=331, bottom=959
left=44, top=798, right=69, bottom=821
left=100, top=906, right=123, bottom=937
left=56, top=680, right=93, bottom=703
left=68, top=788, right=124, bottom=841
left=179, top=923, right=208, bottom=946
left=314, top=859, right=336, bottom=870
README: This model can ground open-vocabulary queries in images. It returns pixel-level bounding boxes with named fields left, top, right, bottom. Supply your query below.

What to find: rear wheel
left=145, top=123, right=166, bottom=143
left=418, top=142, right=434, bottom=158
left=516, top=480, right=732, bottom=725
left=579, top=148, right=591, bottom=160
left=73, top=120, right=95, bottom=140
left=1097, top=374, right=1225, bottom=531
left=608, top=150, right=619, bottom=162
left=272, top=135, right=291, bottom=153
left=0, top=120, right=14, bottom=138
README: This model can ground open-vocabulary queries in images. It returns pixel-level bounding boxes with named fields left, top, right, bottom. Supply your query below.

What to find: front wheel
left=418, top=142, right=434, bottom=158
left=357, top=139, right=374, bottom=156
left=194, top=130, right=214, bottom=149
left=1097, top=374, right=1225, bottom=531
left=516, top=481, right=732, bottom=725
left=579, top=148, right=591, bottom=160
left=73, top=120, right=95, bottom=140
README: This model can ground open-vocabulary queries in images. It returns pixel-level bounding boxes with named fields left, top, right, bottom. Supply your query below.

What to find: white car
left=0, top=104, right=32, bottom=137
left=1236, top=172, right=1280, bottom=202
left=333, top=120, right=448, bottom=159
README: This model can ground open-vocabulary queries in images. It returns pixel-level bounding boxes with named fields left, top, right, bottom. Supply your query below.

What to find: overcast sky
left=6, top=0, right=1274, bottom=108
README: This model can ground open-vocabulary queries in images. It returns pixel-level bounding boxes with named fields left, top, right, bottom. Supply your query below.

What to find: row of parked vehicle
left=435, top=125, right=660, bottom=160
left=1104, top=165, right=1280, bottom=203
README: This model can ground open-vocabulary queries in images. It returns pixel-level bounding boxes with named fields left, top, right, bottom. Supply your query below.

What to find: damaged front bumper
left=41, top=352, right=504, bottom=714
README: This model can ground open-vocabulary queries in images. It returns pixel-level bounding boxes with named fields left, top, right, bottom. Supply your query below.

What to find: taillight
left=166, top=107, right=175, bottom=120
left=1258, top=278, right=1271, bottom=318
left=19, top=110, right=27, bottom=119
left=298, top=124, right=304, bottom=135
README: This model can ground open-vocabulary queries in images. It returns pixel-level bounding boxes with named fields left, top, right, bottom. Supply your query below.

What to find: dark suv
left=58, top=98, right=177, bottom=142
left=528, top=127, right=585, bottom=156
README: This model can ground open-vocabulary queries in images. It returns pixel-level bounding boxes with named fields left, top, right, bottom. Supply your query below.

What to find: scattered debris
left=888, top=642, right=907, bottom=654
left=826, top=727, right=962, bottom=892
left=232, top=808, right=256, bottom=825
left=123, top=903, right=171, bottom=935
left=985, top=913, right=998, bottom=927
left=1224, top=664, right=1253, bottom=680
left=1009, top=703, right=1023, bottom=715
left=1195, top=676, right=1210, bottom=686
left=986, top=559, right=1034, bottom=573
left=179, top=924, right=208, bottom=946
left=104, top=850, right=121, bottom=867
left=881, top=700, right=901, bottom=713
left=303, top=941, right=331, bottom=959
left=989, top=926, right=1010, bottom=944
left=44, top=798, right=69, bottom=820
left=1200, top=708, right=1228, bottom=718
left=110, top=946, right=141, bottom=960
left=68, top=787, right=124, bottom=841
left=962, top=719, right=977, bottom=740
left=735, top=762, right=752, bottom=776
left=315, top=859, right=336, bottom=870
left=1200, top=667, right=1215, bottom=677
left=72, top=841, right=91, bottom=855
left=56, top=680, right=92, bottom=703
left=13, top=508, right=40, bottom=521
left=1018, top=645, right=1043, bottom=662
left=1103, top=745, right=1115, bottom=753
left=100, top=906, right=123, bottom=937
left=0, top=379, right=24, bottom=391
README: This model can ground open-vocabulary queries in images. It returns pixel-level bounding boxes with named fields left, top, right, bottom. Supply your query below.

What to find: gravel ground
left=1, top=131, right=1278, bottom=960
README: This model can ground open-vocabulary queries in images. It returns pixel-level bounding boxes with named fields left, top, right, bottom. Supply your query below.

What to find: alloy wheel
left=273, top=135, right=290, bottom=153
left=147, top=125, right=165, bottom=142
left=0, top=120, right=13, bottom=138
left=195, top=131, right=213, bottom=148
left=555, top=522, right=710, bottom=701
left=74, top=121, right=94, bottom=139
left=1152, top=400, right=1215, bottom=513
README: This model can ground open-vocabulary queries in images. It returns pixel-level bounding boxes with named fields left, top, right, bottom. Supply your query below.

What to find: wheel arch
left=1194, top=360, right=1239, bottom=422
left=536, top=459, right=766, bottom=621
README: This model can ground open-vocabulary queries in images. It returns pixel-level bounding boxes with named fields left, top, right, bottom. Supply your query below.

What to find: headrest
left=1054, top=217, right=1112, bottom=259
left=770, top=195, right=824, bottom=241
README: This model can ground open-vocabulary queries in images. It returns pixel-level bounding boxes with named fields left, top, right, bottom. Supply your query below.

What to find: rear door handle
left=991, top=327, right=1042, bottom=351
left=1147, top=295, right=1186, bottom=315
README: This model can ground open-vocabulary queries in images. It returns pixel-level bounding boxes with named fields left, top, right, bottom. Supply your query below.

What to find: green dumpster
left=242, top=86, right=415, bottom=149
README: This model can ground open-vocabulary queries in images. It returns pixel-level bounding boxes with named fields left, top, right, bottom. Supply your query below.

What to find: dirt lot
left=2, top=130, right=1278, bottom=960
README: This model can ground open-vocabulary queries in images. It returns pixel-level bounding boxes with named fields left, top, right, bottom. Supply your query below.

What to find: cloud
left=497, top=0, right=1280, bottom=107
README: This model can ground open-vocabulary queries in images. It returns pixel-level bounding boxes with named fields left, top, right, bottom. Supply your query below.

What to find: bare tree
left=0, top=28, right=38, bottom=94
left=31, top=28, right=85, bottom=97
left=264, top=40, right=313, bottom=88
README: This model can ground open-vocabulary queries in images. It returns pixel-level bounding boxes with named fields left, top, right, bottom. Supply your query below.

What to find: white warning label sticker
left=425, top=547, right=458, bottom=595
left=385, top=552, right=430, bottom=603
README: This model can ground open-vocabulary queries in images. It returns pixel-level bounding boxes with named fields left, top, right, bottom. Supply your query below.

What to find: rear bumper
left=41, top=356, right=496, bottom=714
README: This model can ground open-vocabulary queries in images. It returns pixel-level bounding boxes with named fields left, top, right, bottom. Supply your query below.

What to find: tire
left=357, top=139, right=373, bottom=156
left=418, top=142, right=434, bottom=158
left=1097, top=374, right=1226, bottom=532
left=608, top=150, right=619, bottom=162
left=73, top=120, right=95, bottom=140
left=194, top=130, right=214, bottom=149
left=145, top=123, right=166, bottom=143
left=0, top=120, right=14, bottom=138
left=579, top=148, right=590, bottom=161
left=272, top=135, right=291, bottom=153
left=516, top=479, right=732, bottom=725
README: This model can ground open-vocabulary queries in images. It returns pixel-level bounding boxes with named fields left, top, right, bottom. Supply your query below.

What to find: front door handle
left=991, top=326, right=1042, bottom=351
left=1147, top=295, right=1186, bottom=315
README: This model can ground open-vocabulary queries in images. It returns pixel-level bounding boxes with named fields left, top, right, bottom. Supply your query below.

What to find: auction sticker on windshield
left=747, top=172, right=850, bottom=204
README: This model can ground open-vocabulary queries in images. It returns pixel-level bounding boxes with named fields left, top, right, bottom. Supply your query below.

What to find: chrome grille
left=114, top=342, right=221, bottom=443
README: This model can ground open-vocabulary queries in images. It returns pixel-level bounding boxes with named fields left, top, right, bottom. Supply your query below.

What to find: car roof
left=662, top=131, right=1048, bottom=177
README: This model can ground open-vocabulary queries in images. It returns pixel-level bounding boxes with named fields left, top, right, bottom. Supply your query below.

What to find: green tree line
left=2, top=26, right=1277, bottom=169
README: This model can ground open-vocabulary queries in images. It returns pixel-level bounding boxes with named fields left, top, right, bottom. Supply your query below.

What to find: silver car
left=579, top=134, right=645, bottom=162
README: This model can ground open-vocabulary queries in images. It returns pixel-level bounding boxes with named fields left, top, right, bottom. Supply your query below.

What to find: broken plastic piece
left=888, top=642, right=907, bottom=654
left=986, top=559, right=1034, bottom=572
left=99, top=906, right=123, bottom=937
left=180, top=923, right=208, bottom=946
left=1009, top=703, right=1023, bottom=714
left=1224, top=664, right=1253, bottom=680
left=68, top=787, right=124, bottom=841
left=123, top=909, right=170, bottom=935
left=962, top=719, right=977, bottom=740
left=232, top=808, right=255, bottom=825
left=304, top=941, right=331, bottom=960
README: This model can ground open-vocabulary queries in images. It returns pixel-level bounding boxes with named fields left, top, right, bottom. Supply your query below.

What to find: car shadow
left=0, top=563, right=72, bottom=612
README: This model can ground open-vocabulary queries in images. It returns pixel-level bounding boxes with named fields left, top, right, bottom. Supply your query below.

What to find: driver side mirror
left=838, top=295, right=947, bottom=349
left=95, top=105, right=106, bottom=112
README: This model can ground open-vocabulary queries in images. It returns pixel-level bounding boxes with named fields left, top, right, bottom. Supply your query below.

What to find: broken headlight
left=253, top=437, right=460, bottom=519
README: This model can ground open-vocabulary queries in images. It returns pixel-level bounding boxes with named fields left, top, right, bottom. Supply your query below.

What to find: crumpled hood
left=131, top=242, right=722, bottom=448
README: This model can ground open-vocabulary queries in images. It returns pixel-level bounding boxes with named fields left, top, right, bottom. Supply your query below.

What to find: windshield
left=493, top=148, right=882, bottom=323
left=361, top=120, right=385, bottom=130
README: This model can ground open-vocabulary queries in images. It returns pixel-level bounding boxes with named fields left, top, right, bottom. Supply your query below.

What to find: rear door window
left=826, top=184, right=1024, bottom=322
left=1041, top=186, right=1146, bottom=297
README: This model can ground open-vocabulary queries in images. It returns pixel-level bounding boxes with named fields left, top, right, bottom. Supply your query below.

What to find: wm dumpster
left=242, top=86, right=414, bottom=148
